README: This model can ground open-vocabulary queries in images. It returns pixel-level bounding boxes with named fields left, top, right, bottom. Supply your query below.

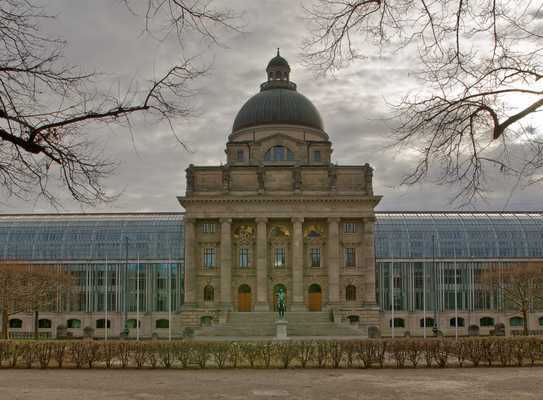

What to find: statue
left=277, top=288, right=286, bottom=319
left=221, top=166, right=230, bottom=191
left=186, top=164, right=194, bottom=193
left=292, top=166, right=301, bottom=191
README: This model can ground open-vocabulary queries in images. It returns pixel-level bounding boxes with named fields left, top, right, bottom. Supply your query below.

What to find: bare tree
left=0, top=0, right=239, bottom=206
left=303, top=1, right=543, bottom=203
left=0, top=263, right=74, bottom=339
left=481, top=262, right=543, bottom=335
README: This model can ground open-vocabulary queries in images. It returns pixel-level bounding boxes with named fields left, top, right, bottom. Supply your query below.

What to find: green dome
left=267, top=55, right=289, bottom=68
left=232, top=88, right=324, bottom=132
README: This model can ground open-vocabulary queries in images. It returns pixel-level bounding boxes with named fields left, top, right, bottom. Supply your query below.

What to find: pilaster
left=220, top=218, right=232, bottom=311
left=327, top=217, right=340, bottom=305
left=182, top=218, right=197, bottom=308
left=255, top=217, right=269, bottom=311
left=291, top=217, right=306, bottom=311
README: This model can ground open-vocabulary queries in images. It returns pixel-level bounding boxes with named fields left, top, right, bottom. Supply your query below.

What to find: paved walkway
left=1, top=367, right=542, bottom=399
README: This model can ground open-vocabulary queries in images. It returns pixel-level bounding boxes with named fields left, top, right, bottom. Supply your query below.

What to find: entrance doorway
left=238, top=284, right=252, bottom=312
left=273, top=284, right=287, bottom=312
left=308, top=284, right=322, bottom=311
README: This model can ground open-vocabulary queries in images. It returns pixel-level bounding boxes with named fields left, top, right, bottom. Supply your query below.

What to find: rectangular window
left=310, top=248, right=321, bottom=267
left=274, top=247, right=286, bottom=268
left=313, top=150, right=321, bottom=161
left=344, top=248, right=355, bottom=267
left=344, top=223, right=357, bottom=234
left=202, top=223, right=216, bottom=233
left=203, top=247, right=216, bottom=268
left=239, top=247, right=249, bottom=268
left=444, top=268, right=462, bottom=284
left=236, top=150, right=245, bottom=161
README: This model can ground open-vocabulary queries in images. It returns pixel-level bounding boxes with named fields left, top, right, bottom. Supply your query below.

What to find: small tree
left=0, top=263, right=75, bottom=339
left=481, top=262, right=543, bottom=336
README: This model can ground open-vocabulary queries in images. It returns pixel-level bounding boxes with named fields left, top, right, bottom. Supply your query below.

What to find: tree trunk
left=1, top=308, right=8, bottom=339
left=522, top=308, right=529, bottom=336
left=34, top=310, right=39, bottom=340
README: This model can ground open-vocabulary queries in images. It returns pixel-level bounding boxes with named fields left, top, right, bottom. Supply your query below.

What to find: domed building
left=1, top=52, right=542, bottom=340
left=178, top=51, right=381, bottom=333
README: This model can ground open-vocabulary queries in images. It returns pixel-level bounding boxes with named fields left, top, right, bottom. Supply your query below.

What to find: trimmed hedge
left=0, top=337, right=542, bottom=369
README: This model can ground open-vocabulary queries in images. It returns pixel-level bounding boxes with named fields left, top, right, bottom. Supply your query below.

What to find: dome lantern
left=266, top=48, right=290, bottom=81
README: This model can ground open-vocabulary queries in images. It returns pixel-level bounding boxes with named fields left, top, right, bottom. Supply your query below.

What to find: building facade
left=1, top=54, right=543, bottom=338
left=178, top=51, right=381, bottom=328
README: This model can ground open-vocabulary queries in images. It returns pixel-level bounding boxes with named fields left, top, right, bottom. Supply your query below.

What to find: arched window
left=345, top=285, right=356, bottom=301
left=156, top=319, right=169, bottom=329
left=308, top=284, right=321, bottom=293
left=347, top=315, right=359, bottom=324
left=390, top=318, right=405, bottom=328
left=239, top=284, right=251, bottom=294
left=67, top=319, right=81, bottom=329
left=96, top=319, right=111, bottom=329
left=480, top=317, right=495, bottom=327
left=38, top=319, right=52, bottom=329
left=420, top=317, right=434, bottom=328
left=126, top=319, right=141, bottom=329
left=510, top=316, right=524, bottom=327
left=450, top=317, right=465, bottom=327
left=9, top=319, right=22, bottom=329
left=204, top=285, right=215, bottom=302
left=264, top=146, right=294, bottom=161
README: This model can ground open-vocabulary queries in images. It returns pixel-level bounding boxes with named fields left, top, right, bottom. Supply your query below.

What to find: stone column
left=220, top=218, right=232, bottom=311
left=255, top=217, right=269, bottom=311
left=327, top=217, right=340, bottom=305
left=362, top=217, right=377, bottom=305
left=182, top=218, right=197, bottom=308
left=291, top=217, right=306, bottom=311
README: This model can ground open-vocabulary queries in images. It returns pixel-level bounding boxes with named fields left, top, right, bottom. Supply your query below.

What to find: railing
left=511, top=329, right=543, bottom=336
left=8, top=331, right=52, bottom=339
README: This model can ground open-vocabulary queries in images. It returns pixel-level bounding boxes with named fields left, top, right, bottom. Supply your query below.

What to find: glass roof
left=1, top=212, right=541, bottom=262
left=0, top=213, right=183, bottom=261
left=375, top=212, right=543, bottom=259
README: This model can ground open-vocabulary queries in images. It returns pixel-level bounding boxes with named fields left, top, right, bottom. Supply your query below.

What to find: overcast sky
left=1, top=0, right=541, bottom=214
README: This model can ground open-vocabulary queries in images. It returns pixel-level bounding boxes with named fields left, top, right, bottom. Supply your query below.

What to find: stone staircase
left=196, top=312, right=364, bottom=338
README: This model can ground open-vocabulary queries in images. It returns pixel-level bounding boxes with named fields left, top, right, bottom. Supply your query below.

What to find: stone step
left=196, top=311, right=362, bottom=337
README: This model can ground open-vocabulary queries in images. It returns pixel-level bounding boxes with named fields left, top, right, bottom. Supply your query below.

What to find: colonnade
left=182, top=217, right=344, bottom=311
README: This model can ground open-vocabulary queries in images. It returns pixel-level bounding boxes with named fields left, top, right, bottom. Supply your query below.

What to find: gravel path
left=1, top=367, right=542, bottom=399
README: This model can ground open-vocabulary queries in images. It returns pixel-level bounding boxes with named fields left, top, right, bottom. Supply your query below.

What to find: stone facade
left=178, top=53, right=381, bottom=329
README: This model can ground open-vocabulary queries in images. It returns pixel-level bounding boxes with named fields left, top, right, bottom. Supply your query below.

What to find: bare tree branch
left=303, top=0, right=543, bottom=203
left=0, top=0, right=239, bottom=205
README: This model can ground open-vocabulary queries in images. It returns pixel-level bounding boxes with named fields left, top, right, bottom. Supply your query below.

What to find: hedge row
left=1, top=337, right=543, bottom=369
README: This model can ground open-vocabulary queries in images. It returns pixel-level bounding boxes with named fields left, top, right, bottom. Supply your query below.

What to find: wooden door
left=239, top=292, right=251, bottom=312
left=308, top=284, right=322, bottom=311
left=308, top=292, right=322, bottom=311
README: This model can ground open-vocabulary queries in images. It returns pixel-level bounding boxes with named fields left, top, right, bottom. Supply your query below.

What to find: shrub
left=296, top=340, right=315, bottom=368
left=192, top=342, right=210, bottom=369
left=53, top=342, right=67, bottom=368
left=36, top=342, right=53, bottom=369
left=174, top=341, right=192, bottom=368
left=259, top=342, right=274, bottom=368
left=276, top=341, right=296, bottom=369
left=133, top=342, right=148, bottom=368
left=0, top=336, right=542, bottom=370
left=240, top=342, right=260, bottom=367
left=211, top=342, right=229, bottom=368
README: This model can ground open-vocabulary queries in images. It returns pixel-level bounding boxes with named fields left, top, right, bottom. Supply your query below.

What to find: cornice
left=178, top=195, right=382, bottom=204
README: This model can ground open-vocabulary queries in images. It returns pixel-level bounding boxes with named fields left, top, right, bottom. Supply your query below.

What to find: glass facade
left=0, top=213, right=184, bottom=313
left=1, top=211, right=542, bottom=317
left=375, top=212, right=543, bottom=313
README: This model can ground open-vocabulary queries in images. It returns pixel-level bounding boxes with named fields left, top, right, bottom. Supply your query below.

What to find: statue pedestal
left=275, top=319, right=288, bottom=340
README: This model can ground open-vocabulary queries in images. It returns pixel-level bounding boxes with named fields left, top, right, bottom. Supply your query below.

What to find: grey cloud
left=1, top=0, right=541, bottom=213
